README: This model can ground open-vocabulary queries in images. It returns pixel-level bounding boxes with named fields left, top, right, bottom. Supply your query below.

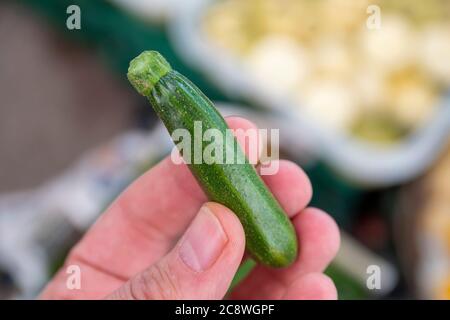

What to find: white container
left=168, top=0, right=450, bottom=188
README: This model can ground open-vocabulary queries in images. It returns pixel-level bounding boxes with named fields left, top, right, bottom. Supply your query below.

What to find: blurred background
left=0, top=0, right=449, bottom=299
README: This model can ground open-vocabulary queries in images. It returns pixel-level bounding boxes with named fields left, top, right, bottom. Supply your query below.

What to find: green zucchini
left=127, top=51, right=297, bottom=267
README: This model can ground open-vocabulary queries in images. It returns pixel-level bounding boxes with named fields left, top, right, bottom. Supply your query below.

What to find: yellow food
left=203, top=0, right=450, bottom=143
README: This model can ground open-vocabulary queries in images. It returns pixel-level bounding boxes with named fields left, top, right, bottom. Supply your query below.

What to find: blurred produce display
left=203, top=0, right=450, bottom=143
left=2, top=0, right=447, bottom=300
left=19, top=0, right=228, bottom=103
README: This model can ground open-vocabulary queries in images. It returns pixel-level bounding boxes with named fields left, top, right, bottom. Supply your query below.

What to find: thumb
left=107, top=202, right=246, bottom=300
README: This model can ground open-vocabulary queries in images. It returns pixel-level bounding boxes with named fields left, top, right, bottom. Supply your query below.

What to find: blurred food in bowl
left=203, top=0, right=450, bottom=143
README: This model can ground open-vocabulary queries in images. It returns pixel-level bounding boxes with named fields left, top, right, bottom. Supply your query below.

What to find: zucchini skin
left=129, top=52, right=297, bottom=267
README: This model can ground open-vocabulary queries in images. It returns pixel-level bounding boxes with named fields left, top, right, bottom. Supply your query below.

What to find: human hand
left=40, top=117, right=340, bottom=300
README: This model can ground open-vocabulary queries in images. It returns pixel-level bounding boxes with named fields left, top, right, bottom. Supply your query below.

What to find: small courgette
left=127, top=51, right=297, bottom=267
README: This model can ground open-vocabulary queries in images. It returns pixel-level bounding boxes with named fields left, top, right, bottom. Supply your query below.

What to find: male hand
left=40, top=117, right=340, bottom=300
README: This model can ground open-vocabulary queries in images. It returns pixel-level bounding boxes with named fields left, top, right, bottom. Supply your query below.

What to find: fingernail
left=179, top=205, right=228, bottom=272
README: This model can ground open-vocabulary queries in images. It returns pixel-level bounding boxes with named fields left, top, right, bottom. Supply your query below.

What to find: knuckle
left=130, top=261, right=181, bottom=300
